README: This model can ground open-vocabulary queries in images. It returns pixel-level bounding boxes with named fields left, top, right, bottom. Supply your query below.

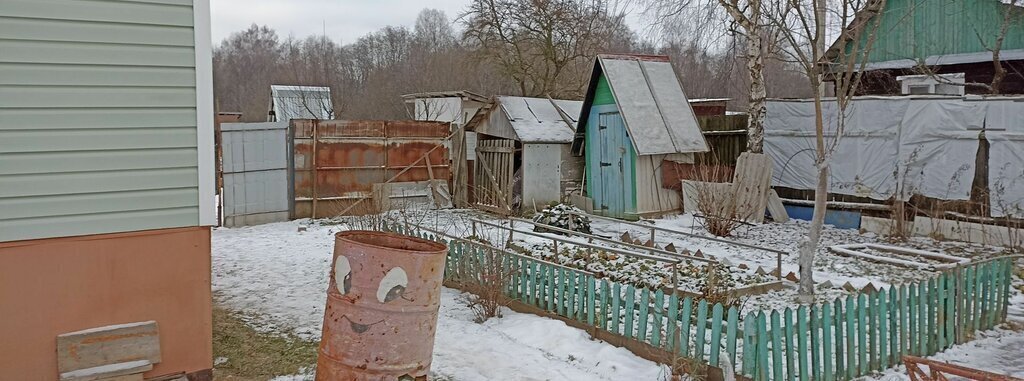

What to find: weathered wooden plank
left=727, top=306, right=739, bottom=372
left=546, top=264, right=556, bottom=312
left=695, top=300, right=709, bottom=361
left=652, top=289, right=665, bottom=347
left=529, top=261, right=540, bottom=307
left=1002, top=259, right=1013, bottom=323
left=637, top=288, right=651, bottom=342
left=834, top=301, right=845, bottom=381
left=587, top=275, right=597, bottom=326
left=917, top=281, right=927, bottom=355
left=743, top=313, right=756, bottom=377
left=810, top=305, right=821, bottom=381
left=770, top=310, right=784, bottom=381
left=797, top=306, right=809, bottom=381
left=732, top=152, right=773, bottom=223
left=611, top=283, right=622, bottom=334
left=667, top=293, right=680, bottom=351
left=709, top=303, right=724, bottom=366
left=600, top=280, right=611, bottom=330
left=908, top=284, right=918, bottom=355
left=845, top=295, right=856, bottom=380
left=681, top=297, right=694, bottom=357
left=56, top=321, right=160, bottom=374
left=766, top=189, right=789, bottom=222
left=965, top=265, right=976, bottom=335
left=868, top=292, right=878, bottom=371
left=822, top=302, right=834, bottom=381
left=784, top=308, right=796, bottom=381
left=936, top=274, right=946, bottom=350
left=879, top=289, right=890, bottom=370
left=927, top=278, right=936, bottom=354
left=757, top=312, right=770, bottom=381
left=624, top=285, right=636, bottom=339
left=857, top=294, right=867, bottom=375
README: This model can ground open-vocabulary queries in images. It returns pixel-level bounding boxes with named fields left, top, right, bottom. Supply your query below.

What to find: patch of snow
left=212, top=219, right=669, bottom=381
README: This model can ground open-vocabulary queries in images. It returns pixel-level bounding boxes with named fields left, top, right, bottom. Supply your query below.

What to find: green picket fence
left=381, top=222, right=1015, bottom=380
left=741, top=258, right=1015, bottom=381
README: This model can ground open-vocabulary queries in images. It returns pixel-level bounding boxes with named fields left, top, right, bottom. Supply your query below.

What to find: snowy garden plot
left=389, top=220, right=1023, bottom=381
left=431, top=213, right=775, bottom=296
left=212, top=219, right=670, bottom=381
left=584, top=213, right=1011, bottom=311
left=829, top=243, right=971, bottom=270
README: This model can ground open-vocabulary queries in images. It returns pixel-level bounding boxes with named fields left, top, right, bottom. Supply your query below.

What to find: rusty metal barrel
left=315, top=230, right=448, bottom=381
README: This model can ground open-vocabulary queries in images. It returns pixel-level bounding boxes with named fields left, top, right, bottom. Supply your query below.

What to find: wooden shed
left=571, top=54, right=709, bottom=219
left=465, top=96, right=583, bottom=214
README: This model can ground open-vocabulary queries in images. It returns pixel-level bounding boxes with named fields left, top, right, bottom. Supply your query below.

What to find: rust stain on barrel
left=316, top=230, right=448, bottom=381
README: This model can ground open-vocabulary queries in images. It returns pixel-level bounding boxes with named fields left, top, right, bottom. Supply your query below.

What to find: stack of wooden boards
left=56, top=321, right=168, bottom=381
left=681, top=152, right=789, bottom=223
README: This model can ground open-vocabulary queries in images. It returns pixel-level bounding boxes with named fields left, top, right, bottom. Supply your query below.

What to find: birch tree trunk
left=745, top=34, right=767, bottom=153
left=798, top=0, right=829, bottom=303
left=797, top=94, right=827, bottom=302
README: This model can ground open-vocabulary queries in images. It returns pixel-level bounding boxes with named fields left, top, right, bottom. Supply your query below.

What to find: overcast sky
left=210, top=0, right=650, bottom=45
left=210, top=0, right=474, bottom=44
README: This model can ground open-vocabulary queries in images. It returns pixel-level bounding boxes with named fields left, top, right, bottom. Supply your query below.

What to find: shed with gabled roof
left=573, top=54, right=709, bottom=219
left=268, top=85, right=333, bottom=122
left=465, top=95, right=585, bottom=213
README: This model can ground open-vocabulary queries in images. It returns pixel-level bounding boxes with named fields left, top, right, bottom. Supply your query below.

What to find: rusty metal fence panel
left=292, top=120, right=451, bottom=218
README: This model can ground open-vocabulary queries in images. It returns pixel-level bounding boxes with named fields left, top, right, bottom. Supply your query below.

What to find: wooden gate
left=474, top=139, right=514, bottom=214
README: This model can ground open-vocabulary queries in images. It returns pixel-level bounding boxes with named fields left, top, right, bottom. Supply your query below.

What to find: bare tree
left=213, top=24, right=283, bottom=121
left=769, top=0, right=886, bottom=301
left=646, top=0, right=789, bottom=153
left=461, top=0, right=635, bottom=98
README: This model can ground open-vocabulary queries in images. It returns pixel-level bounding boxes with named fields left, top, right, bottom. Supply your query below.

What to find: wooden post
left=311, top=120, right=320, bottom=219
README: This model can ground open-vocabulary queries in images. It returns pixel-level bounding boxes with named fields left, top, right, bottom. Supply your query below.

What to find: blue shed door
left=597, top=112, right=631, bottom=218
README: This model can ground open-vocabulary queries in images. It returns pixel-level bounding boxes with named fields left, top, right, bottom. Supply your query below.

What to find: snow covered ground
left=212, top=219, right=670, bottom=380
left=212, top=211, right=1022, bottom=380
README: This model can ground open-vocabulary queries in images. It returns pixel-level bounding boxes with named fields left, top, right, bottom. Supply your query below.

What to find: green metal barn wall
left=845, top=0, right=1024, bottom=63
left=0, top=0, right=201, bottom=242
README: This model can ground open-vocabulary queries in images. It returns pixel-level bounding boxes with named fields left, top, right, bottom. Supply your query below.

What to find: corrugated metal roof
left=496, top=96, right=582, bottom=143
left=269, top=85, right=333, bottom=122
left=585, top=55, right=708, bottom=155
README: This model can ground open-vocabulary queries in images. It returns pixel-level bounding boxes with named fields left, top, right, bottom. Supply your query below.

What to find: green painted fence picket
left=381, top=223, right=1014, bottom=381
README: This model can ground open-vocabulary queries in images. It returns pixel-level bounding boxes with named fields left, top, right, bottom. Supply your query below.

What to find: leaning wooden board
left=57, top=321, right=160, bottom=376
left=732, top=152, right=773, bottom=223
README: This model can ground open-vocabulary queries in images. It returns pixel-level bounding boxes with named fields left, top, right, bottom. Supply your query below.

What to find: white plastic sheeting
left=765, top=97, right=1023, bottom=207
left=764, top=98, right=906, bottom=200
left=986, top=100, right=1024, bottom=218
left=897, top=100, right=983, bottom=201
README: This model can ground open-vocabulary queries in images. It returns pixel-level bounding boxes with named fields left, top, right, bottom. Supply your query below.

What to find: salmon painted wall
left=0, top=227, right=213, bottom=380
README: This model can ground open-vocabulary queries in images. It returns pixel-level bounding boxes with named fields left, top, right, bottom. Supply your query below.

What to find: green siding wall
left=0, top=0, right=201, bottom=242
left=593, top=74, right=616, bottom=105
left=844, top=0, right=1024, bottom=63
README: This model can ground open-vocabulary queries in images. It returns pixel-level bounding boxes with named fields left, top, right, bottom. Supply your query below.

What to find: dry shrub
left=692, top=161, right=743, bottom=237
left=463, top=247, right=515, bottom=323
left=696, top=263, right=741, bottom=309
left=671, top=352, right=708, bottom=381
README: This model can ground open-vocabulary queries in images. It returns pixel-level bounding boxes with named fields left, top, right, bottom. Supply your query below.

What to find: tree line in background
left=212, top=1, right=811, bottom=122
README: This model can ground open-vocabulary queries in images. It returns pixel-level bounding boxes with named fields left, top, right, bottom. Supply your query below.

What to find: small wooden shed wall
left=574, top=54, right=708, bottom=219
left=468, top=96, right=583, bottom=213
